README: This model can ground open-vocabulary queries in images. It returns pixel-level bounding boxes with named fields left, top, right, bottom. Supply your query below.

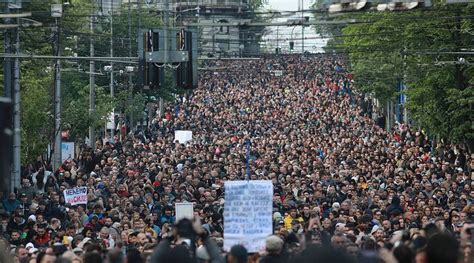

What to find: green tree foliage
left=115, top=89, right=146, bottom=122
left=62, top=82, right=114, bottom=140
left=0, top=0, right=165, bottom=165
left=334, top=3, right=474, bottom=148
left=19, top=61, right=53, bottom=164
left=341, top=11, right=405, bottom=101
left=12, top=0, right=56, bottom=164
left=249, top=0, right=266, bottom=11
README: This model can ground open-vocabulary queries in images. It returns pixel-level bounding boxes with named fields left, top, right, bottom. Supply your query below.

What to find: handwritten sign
left=63, top=187, right=88, bottom=206
left=175, top=202, right=194, bottom=222
left=223, top=180, right=273, bottom=253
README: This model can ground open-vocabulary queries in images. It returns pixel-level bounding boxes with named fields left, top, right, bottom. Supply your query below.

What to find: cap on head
left=265, top=235, right=284, bottom=254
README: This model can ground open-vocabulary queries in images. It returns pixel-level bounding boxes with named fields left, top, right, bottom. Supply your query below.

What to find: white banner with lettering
left=63, top=187, right=88, bottom=206
left=223, top=180, right=273, bottom=253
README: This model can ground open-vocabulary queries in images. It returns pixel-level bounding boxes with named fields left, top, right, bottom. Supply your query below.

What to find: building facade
left=124, top=0, right=261, bottom=57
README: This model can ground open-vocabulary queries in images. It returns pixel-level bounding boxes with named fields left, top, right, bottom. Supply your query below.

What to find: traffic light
left=138, top=28, right=197, bottom=90
left=176, top=29, right=185, bottom=51
left=176, top=29, right=198, bottom=89
left=139, top=30, right=164, bottom=89
left=0, top=98, right=12, bottom=195
left=289, top=41, right=294, bottom=50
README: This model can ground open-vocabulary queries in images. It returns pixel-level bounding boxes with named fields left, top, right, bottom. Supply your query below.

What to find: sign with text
left=223, top=180, right=273, bottom=253
left=63, top=187, right=88, bottom=206
left=175, top=202, right=194, bottom=222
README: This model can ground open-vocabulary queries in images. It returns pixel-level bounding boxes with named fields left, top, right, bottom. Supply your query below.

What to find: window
left=218, top=19, right=229, bottom=34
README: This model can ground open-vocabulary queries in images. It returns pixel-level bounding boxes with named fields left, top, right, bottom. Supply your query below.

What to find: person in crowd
left=0, top=55, right=472, bottom=262
left=259, top=235, right=285, bottom=263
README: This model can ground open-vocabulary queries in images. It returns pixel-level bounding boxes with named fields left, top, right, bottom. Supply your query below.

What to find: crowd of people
left=0, top=55, right=473, bottom=263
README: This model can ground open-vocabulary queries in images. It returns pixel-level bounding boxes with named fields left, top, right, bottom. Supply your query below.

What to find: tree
left=333, top=3, right=474, bottom=149
left=19, top=61, right=53, bottom=164
left=61, top=82, right=114, bottom=140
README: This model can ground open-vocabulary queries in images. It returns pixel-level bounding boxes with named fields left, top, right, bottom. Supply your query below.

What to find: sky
left=263, top=0, right=329, bottom=53
left=266, top=0, right=311, bottom=12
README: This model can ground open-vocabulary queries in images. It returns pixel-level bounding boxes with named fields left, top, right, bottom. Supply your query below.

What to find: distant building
left=100, top=0, right=123, bottom=14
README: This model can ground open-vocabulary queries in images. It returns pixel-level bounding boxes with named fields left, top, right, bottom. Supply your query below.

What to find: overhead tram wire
left=11, top=8, right=474, bottom=61
left=56, top=23, right=471, bottom=43
left=17, top=23, right=473, bottom=57
left=28, top=9, right=474, bottom=25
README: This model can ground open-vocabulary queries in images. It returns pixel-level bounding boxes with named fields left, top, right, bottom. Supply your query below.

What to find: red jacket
left=35, top=233, right=50, bottom=247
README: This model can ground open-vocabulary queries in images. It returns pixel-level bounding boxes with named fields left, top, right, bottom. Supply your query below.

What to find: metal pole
left=301, top=0, right=304, bottom=54
left=402, top=47, right=408, bottom=124
left=88, top=1, right=96, bottom=149
left=110, top=1, right=114, bottom=139
left=128, top=0, right=134, bottom=132
left=245, top=139, right=250, bottom=181
left=291, top=26, right=296, bottom=54
left=138, top=0, right=143, bottom=130
left=53, top=16, right=62, bottom=171
left=2, top=5, right=12, bottom=195
left=12, top=18, right=21, bottom=192
left=276, top=26, right=279, bottom=53
left=159, top=0, right=170, bottom=118
left=158, top=99, right=163, bottom=118
left=3, top=5, right=12, bottom=99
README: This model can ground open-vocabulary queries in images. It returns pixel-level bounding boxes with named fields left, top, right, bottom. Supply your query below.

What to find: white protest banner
left=174, top=130, right=193, bottom=144
left=63, top=187, right=88, bottom=206
left=175, top=203, right=194, bottom=222
left=223, top=180, right=273, bottom=253
left=61, top=142, right=75, bottom=163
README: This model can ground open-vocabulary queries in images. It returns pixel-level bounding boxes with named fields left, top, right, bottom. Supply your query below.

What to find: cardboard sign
left=106, top=112, right=116, bottom=130
left=174, top=130, right=193, bottom=144
left=223, top=180, right=273, bottom=253
left=61, top=142, right=75, bottom=163
left=175, top=202, right=194, bottom=222
left=63, top=187, right=88, bottom=206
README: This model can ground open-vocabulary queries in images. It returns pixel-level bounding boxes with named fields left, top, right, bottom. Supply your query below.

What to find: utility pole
left=128, top=0, right=134, bottom=130
left=301, top=0, right=304, bottom=54
left=402, top=46, right=408, bottom=124
left=109, top=1, right=114, bottom=139
left=276, top=26, right=279, bottom=53
left=3, top=5, right=12, bottom=99
left=138, top=0, right=143, bottom=130
left=12, top=16, right=21, bottom=192
left=52, top=2, right=63, bottom=171
left=53, top=15, right=62, bottom=171
left=159, top=0, right=170, bottom=118
left=88, top=1, right=96, bottom=149
left=3, top=4, right=13, bottom=194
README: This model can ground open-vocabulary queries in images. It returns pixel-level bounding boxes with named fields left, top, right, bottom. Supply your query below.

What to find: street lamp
left=290, top=26, right=298, bottom=53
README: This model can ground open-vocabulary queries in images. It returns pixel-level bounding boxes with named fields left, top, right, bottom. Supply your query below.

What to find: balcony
left=170, top=0, right=249, bottom=10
